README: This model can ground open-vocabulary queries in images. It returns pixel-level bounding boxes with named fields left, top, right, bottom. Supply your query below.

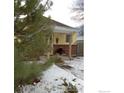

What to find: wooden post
left=69, top=32, right=72, bottom=60
left=51, top=33, right=54, bottom=55
left=47, top=38, right=50, bottom=59
left=47, top=33, right=54, bottom=59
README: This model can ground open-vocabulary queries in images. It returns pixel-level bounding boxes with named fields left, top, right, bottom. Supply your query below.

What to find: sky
left=44, top=0, right=83, bottom=28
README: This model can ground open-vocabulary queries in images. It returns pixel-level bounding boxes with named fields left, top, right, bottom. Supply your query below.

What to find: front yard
left=21, top=57, right=84, bottom=93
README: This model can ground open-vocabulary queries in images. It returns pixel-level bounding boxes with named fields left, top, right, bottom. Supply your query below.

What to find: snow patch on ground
left=64, top=57, right=84, bottom=80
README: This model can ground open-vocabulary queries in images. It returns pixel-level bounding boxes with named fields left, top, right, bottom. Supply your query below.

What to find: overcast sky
left=44, top=0, right=83, bottom=28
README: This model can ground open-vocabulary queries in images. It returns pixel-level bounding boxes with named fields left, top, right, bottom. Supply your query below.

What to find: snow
left=19, top=15, right=27, bottom=19
left=22, top=57, right=84, bottom=93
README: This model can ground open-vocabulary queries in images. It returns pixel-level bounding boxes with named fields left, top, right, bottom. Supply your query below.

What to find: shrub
left=14, top=62, right=41, bottom=91
left=50, top=55, right=64, bottom=64
left=64, top=83, right=78, bottom=93
left=62, top=79, right=78, bottom=93
left=14, top=57, right=55, bottom=92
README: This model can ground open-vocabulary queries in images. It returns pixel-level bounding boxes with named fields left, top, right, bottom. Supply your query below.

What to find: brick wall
left=53, top=44, right=77, bottom=56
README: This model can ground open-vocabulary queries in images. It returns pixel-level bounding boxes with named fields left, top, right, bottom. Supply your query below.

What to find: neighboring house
left=52, top=20, right=78, bottom=57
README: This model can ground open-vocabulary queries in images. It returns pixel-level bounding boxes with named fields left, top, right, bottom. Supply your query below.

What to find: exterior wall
left=53, top=32, right=77, bottom=45
left=53, top=32, right=77, bottom=56
left=53, top=32, right=66, bottom=44
left=72, top=32, right=77, bottom=44
left=53, top=44, right=77, bottom=56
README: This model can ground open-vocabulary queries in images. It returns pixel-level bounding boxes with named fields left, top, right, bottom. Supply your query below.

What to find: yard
left=21, top=57, right=84, bottom=93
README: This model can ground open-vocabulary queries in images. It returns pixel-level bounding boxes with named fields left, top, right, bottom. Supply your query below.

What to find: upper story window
left=56, top=38, right=59, bottom=44
left=66, top=34, right=71, bottom=43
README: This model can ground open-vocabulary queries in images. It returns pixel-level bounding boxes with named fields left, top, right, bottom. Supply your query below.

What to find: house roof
left=52, top=20, right=75, bottom=29
left=52, top=20, right=78, bottom=33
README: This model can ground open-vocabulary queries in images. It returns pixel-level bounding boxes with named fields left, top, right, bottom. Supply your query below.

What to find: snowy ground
left=64, top=57, right=84, bottom=80
left=22, top=57, right=84, bottom=93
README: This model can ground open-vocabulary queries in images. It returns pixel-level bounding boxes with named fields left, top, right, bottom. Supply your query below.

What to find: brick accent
left=53, top=44, right=77, bottom=56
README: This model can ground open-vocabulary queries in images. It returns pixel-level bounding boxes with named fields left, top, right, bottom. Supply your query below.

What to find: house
left=52, top=20, right=78, bottom=57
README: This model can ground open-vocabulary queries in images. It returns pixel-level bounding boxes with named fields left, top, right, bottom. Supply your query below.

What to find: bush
left=14, top=62, right=41, bottom=91
left=62, top=79, right=78, bottom=93
left=64, top=83, right=78, bottom=93
left=14, top=57, right=55, bottom=92
left=50, top=55, right=64, bottom=64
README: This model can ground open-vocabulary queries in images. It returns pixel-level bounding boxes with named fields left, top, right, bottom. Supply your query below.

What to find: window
left=56, top=38, right=59, bottom=44
left=66, top=34, right=70, bottom=42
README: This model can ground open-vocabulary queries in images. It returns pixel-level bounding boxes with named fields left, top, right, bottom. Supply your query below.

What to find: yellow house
left=53, top=32, right=77, bottom=45
left=52, top=20, right=78, bottom=57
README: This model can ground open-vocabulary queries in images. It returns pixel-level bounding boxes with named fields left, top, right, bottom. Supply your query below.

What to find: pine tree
left=14, top=0, right=53, bottom=60
left=14, top=0, right=53, bottom=92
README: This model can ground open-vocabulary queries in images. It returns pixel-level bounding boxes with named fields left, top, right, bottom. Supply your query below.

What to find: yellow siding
left=53, top=32, right=77, bottom=45
left=72, top=32, right=77, bottom=44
